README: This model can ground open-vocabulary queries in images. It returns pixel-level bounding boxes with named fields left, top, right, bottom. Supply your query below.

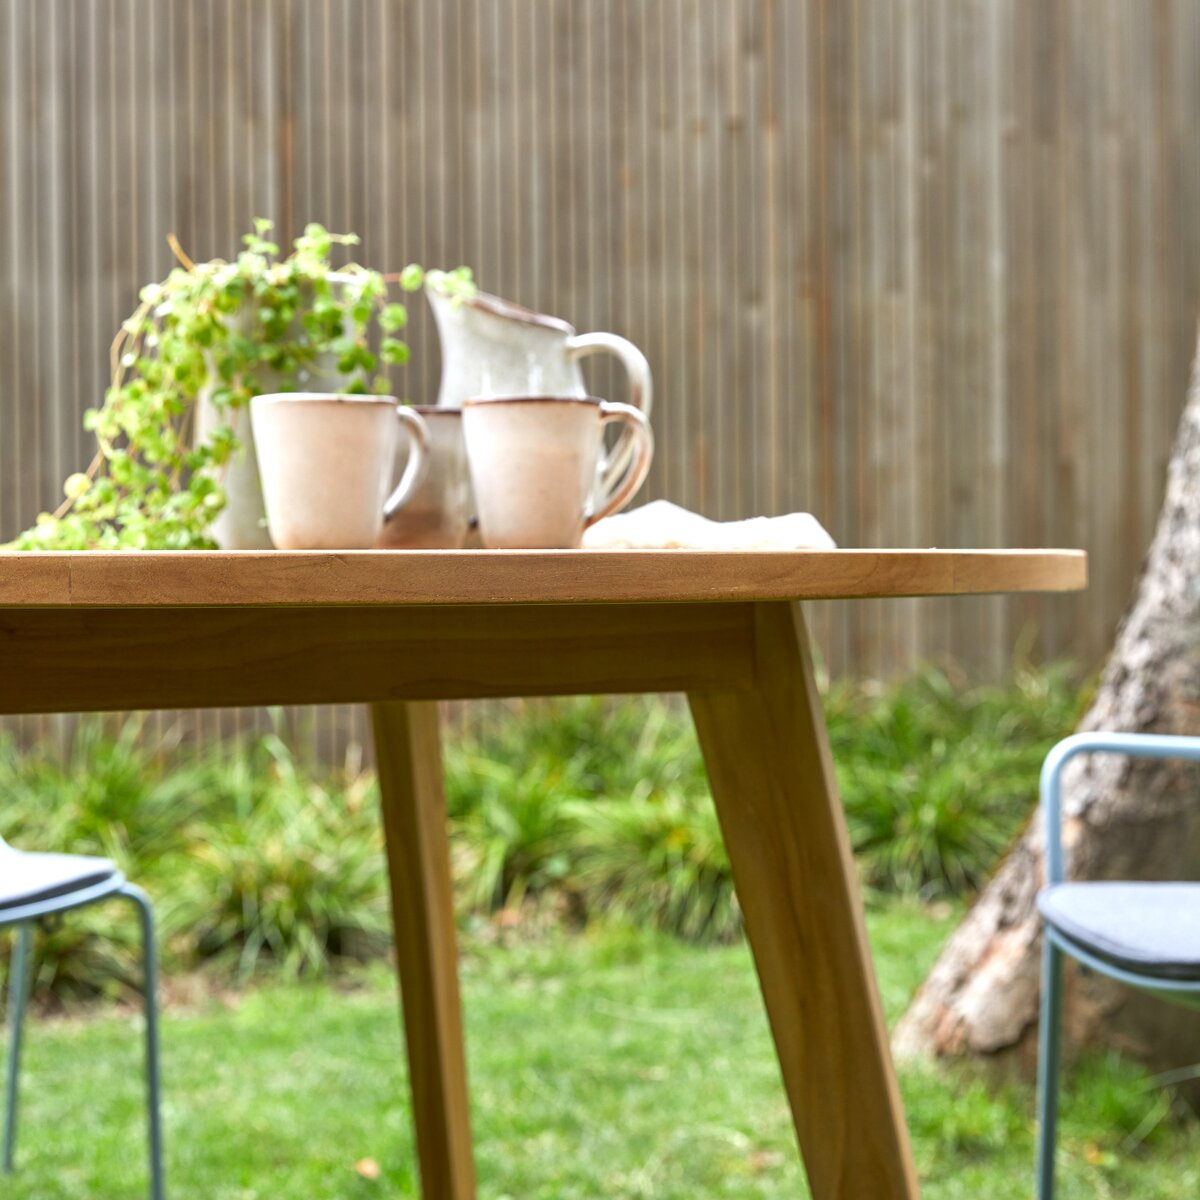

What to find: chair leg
left=3, top=923, right=33, bottom=1174
left=1036, top=936, right=1064, bottom=1200
left=119, top=885, right=165, bottom=1200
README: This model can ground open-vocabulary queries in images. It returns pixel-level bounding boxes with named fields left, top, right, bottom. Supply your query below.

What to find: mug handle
left=585, top=402, right=654, bottom=529
left=383, top=407, right=430, bottom=521
left=566, top=332, right=652, bottom=489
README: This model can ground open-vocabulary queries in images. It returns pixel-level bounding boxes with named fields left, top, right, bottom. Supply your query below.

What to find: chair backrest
left=1041, top=732, right=1200, bottom=883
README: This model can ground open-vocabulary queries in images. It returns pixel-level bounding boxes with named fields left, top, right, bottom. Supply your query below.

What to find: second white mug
left=462, top=395, right=653, bottom=549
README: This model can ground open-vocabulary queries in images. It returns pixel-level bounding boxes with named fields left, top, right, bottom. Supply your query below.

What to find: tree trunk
left=894, top=331, right=1200, bottom=1077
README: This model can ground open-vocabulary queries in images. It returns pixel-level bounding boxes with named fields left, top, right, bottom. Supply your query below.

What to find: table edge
left=0, top=548, right=1088, bottom=608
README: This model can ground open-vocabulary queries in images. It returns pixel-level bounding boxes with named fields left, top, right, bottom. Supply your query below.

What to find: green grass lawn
left=5, top=902, right=1198, bottom=1198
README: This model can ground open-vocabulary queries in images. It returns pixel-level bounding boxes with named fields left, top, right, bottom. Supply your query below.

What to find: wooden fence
left=2, top=0, right=1198, bottom=756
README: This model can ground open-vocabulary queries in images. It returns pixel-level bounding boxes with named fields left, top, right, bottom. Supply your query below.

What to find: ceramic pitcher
left=426, top=287, right=652, bottom=483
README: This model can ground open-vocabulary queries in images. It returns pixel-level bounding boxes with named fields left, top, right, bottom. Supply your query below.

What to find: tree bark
left=894, top=331, right=1200, bottom=1076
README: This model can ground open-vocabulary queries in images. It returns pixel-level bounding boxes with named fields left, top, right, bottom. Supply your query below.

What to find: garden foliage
left=0, top=664, right=1082, bottom=996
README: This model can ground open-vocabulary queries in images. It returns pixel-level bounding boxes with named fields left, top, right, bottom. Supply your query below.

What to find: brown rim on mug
left=461, top=395, right=605, bottom=408
left=253, top=392, right=404, bottom=407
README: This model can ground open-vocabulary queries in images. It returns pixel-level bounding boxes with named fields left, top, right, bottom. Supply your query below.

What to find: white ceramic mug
left=462, top=395, right=653, bottom=549
left=250, top=393, right=429, bottom=550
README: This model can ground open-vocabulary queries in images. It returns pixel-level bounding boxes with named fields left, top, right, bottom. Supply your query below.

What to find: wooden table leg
left=688, top=602, right=920, bottom=1199
left=371, top=701, right=476, bottom=1200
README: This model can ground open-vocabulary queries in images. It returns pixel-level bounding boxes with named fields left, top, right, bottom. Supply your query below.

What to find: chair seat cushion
left=0, top=847, right=119, bottom=912
left=1038, top=882, right=1200, bottom=981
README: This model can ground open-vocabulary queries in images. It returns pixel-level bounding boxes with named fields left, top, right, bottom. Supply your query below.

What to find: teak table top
left=0, top=547, right=1086, bottom=607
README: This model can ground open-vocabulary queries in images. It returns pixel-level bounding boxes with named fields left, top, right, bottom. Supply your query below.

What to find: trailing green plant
left=397, top=262, right=480, bottom=304
left=9, top=221, right=474, bottom=550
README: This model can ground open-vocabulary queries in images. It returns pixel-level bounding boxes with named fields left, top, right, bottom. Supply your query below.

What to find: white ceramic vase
left=194, top=278, right=357, bottom=550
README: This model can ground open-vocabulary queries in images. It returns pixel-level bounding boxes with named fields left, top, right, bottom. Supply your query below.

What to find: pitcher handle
left=566, top=332, right=652, bottom=489
left=585, top=402, right=654, bottom=529
left=383, top=407, right=431, bottom=521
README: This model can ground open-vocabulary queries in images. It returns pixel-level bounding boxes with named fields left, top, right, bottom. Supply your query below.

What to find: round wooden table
left=0, top=548, right=1087, bottom=1198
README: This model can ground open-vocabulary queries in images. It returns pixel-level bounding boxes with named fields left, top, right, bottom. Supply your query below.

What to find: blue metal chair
left=0, top=836, right=164, bottom=1199
left=1036, top=732, right=1200, bottom=1200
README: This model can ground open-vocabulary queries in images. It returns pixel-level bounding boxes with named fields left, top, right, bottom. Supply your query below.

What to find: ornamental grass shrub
left=0, top=664, right=1082, bottom=996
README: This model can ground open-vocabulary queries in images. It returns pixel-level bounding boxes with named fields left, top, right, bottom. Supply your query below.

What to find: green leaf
left=379, top=303, right=408, bottom=332
left=63, top=473, right=92, bottom=500
left=380, top=338, right=411, bottom=365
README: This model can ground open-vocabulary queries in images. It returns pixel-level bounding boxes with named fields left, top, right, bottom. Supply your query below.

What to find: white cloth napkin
left=583, top=500, right=836, bottom=550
